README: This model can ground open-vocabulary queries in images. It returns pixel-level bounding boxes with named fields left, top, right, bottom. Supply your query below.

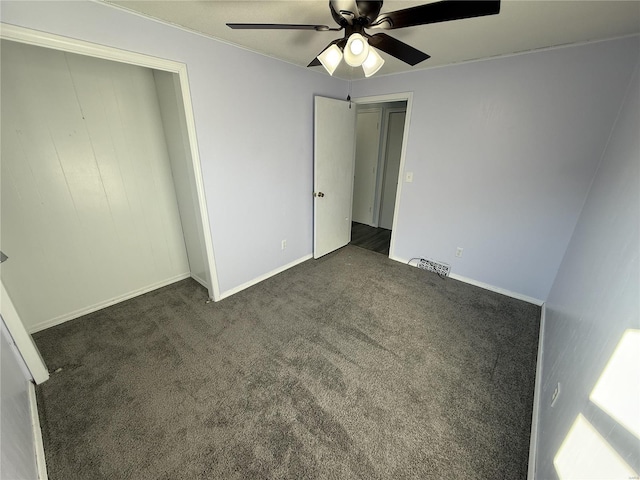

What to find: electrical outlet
left=281, top=239, right=286, bottom=250
left=456, top=247, right=464, bottom=258
left=551, top=382, right=561, bottom=407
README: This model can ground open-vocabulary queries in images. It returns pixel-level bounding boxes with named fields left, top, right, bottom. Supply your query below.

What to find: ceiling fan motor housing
left=330, top=0, right=384, bottom=27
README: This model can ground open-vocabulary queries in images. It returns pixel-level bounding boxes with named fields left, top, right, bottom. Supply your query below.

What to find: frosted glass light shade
left=362, top=48, right=384, bottom=77
left=344, top=33, right=369, bottom=67
left=317, top=44, right=343, bottom=76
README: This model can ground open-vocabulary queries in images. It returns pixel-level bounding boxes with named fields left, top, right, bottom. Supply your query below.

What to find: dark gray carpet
left=34, top=245, right=540, bottom=479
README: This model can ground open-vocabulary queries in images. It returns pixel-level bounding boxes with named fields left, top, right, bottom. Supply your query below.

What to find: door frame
left=353, top=93, right=413, bottom=259
left=0, top=23, right=221, bottom=302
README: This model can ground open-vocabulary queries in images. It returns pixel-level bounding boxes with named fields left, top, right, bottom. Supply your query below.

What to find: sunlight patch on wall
left=554, top=414, right=637, bottom=479
left=590, top=329, right=640, bottom=439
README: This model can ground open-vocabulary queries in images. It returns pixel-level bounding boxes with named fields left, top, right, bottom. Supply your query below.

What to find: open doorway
left=351, top=100, right=407, bottom=256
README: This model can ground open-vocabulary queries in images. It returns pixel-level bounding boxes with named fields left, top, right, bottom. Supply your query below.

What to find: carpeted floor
left=34, top=245, right=540, bottom=479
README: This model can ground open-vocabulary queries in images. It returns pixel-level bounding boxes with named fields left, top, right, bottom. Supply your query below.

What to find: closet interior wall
left=1, top=40, right=205, bottom=332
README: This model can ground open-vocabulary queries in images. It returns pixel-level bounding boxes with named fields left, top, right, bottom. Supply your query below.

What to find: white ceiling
left=105, top=1, right=640, bottom=79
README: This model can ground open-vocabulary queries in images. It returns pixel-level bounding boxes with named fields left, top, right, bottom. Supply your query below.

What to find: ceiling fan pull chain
left=347, top=80, right=352, bottom=108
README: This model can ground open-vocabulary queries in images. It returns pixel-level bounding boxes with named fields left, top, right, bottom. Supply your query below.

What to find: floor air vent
left=417, top=258, right=451, bottom=277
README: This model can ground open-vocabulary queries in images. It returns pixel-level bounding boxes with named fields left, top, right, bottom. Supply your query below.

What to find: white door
left=379, top=110, right=406, bottom=230
left=313, top=96, right=356, bottom=258
left=352, top=109, right=382, bottom=226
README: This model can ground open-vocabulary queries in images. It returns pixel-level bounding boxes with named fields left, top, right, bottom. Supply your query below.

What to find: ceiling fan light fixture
left=317, top=44, right=343, bottom=75
left=344, top=33, right=369, bottom=67
left=362, top=48, right=384, bottom=77
left=230, top=1, right=502, bottom=78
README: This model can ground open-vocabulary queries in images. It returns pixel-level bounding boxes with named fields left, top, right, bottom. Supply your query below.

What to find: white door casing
left=313, top=96, right=356, bottom=259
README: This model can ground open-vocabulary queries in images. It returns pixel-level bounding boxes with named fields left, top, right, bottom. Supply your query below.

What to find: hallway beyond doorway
left=350, top=222, right=391, bottom=255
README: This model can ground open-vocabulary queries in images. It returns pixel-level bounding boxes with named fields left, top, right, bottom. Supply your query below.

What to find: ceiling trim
left=363, top=32, right=640, bottom=81
left=97, top=0, right=332, bottom=78
left=91, top=1, right=640, bottom=81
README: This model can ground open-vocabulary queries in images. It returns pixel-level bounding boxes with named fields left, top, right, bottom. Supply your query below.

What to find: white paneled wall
left=1, top=40, right=190, bottom=332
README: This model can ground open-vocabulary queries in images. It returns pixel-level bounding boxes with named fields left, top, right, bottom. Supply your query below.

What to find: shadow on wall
left=554, top=329, right=639, bottom=479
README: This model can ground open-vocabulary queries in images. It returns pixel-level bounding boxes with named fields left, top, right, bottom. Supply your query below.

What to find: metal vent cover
left=417, top=258, right=450, bottom=277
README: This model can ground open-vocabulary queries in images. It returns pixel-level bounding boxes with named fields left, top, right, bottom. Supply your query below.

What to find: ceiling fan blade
left=367, top=33, right=430, bottom=66
left=370, top=0, right=500, bottom=30
left=227, top=23, right=335, bottom=31
left=307, top=38, right=348, bottom=67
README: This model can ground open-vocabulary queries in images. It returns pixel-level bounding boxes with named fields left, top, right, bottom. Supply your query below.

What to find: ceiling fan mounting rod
left=344, top=23, right=364, bottom=39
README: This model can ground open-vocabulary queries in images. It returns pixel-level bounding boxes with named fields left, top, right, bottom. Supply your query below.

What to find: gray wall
left=352, top=37, right=639, bottom=301
left=1, top=0, right=346, bottom=296
left=535, top=61, right=639, bottom=478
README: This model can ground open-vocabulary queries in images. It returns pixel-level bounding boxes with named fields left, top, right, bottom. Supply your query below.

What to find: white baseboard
left=29, top=382, right=48, bottom=480
left=528, top=303, right=546, bottom=480
left=390, top=255, right=544, bottom=306
left=448, top=273, right=544, bottom=306
left=219, top=254, right=313, bottom=300
left=191, top=273, right=209, bottom=290
left=29, top=273, right=191, bottom=333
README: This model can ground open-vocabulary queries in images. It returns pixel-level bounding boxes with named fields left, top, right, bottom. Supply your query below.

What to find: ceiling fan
left=228, top=0, right=501, bottom=77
